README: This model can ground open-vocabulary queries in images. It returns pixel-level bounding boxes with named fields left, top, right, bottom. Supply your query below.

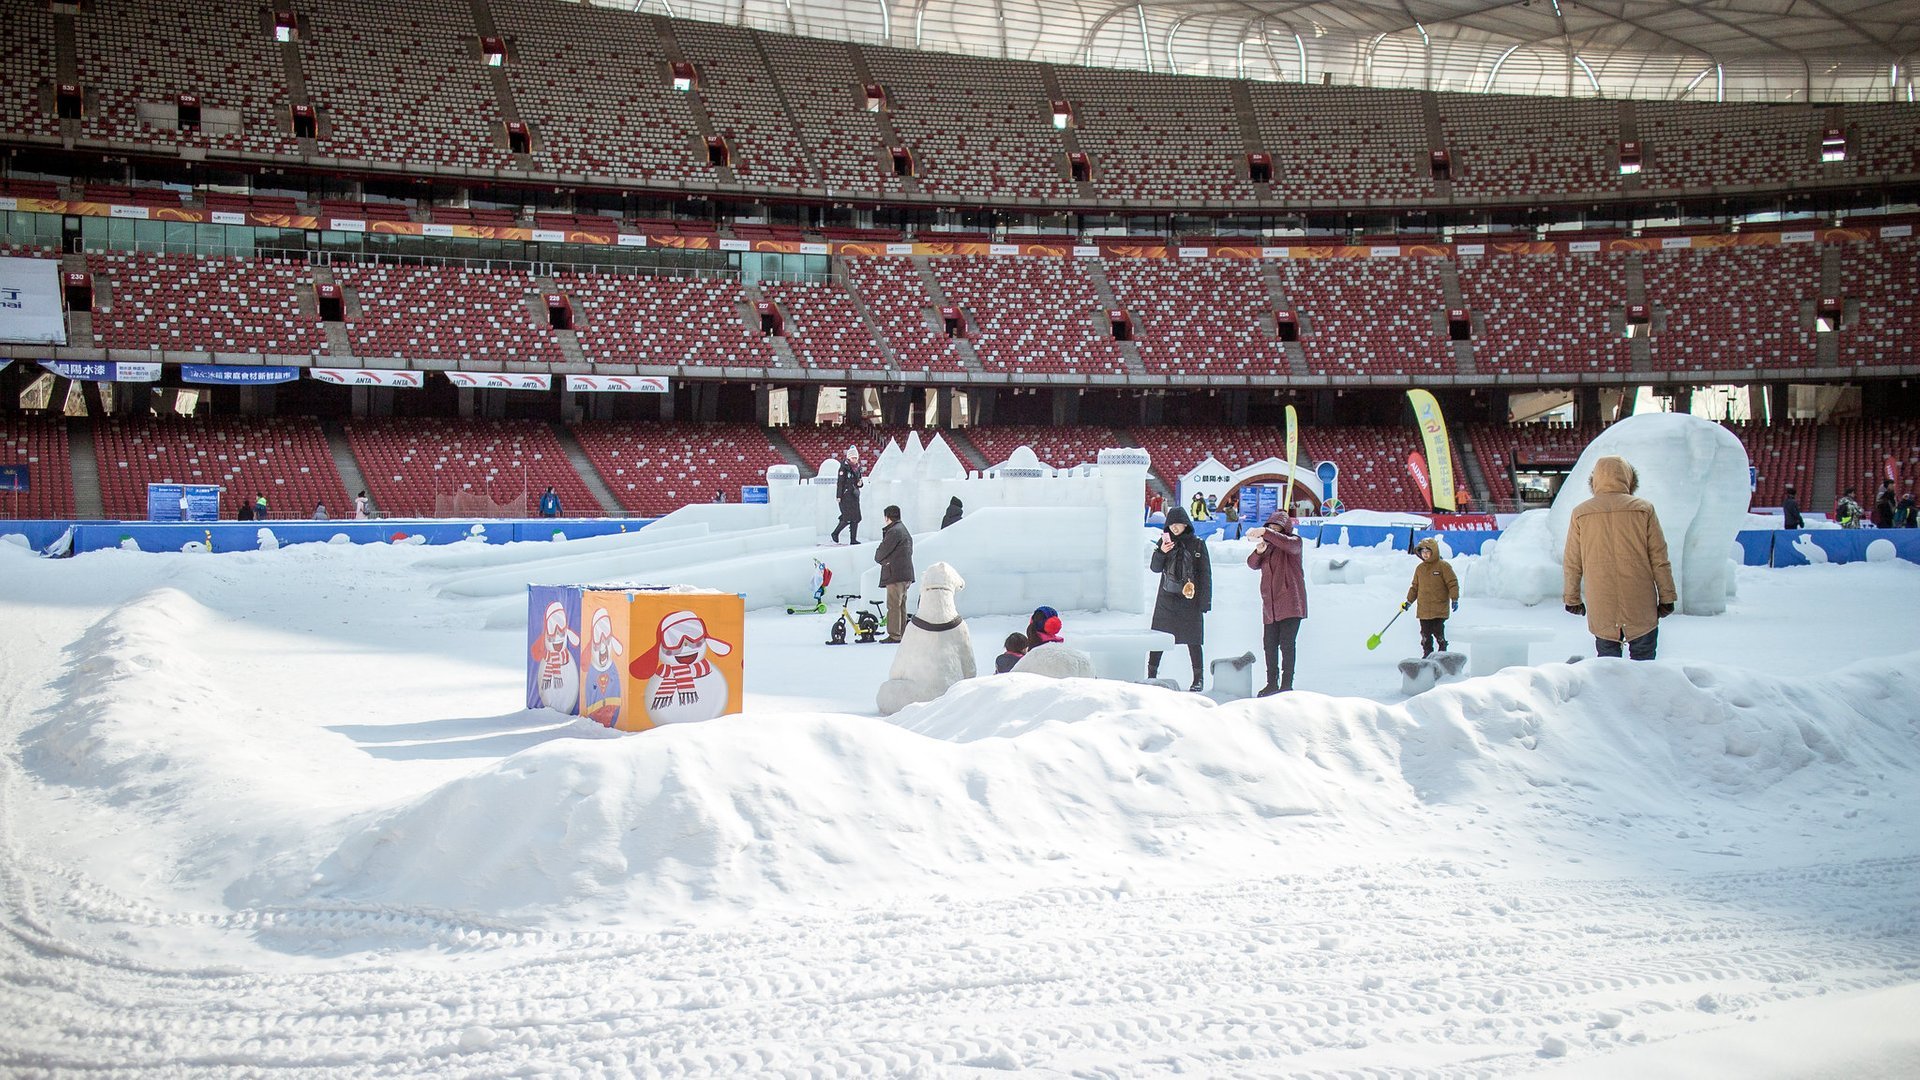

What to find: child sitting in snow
left=995, top=633, right=1029, bottom=674
left=1402, top=538, right=1460, bottom=657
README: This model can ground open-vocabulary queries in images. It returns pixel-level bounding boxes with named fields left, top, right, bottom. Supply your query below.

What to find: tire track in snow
left=1, top=855, right=1916, bottom=1076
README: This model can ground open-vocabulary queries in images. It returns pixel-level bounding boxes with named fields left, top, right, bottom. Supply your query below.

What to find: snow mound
left=239, top=654, right=1920, bottom=926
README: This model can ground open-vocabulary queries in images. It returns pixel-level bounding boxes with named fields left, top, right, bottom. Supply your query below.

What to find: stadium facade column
left=1052, top=388, right=1079, bottom=426
left=1574, top=387, right=1602, bottom=424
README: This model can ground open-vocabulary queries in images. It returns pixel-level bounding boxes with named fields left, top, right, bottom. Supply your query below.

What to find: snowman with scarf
left=531, top=600, right=581, bottom=712
left=629, top=609, right=734, bottom=726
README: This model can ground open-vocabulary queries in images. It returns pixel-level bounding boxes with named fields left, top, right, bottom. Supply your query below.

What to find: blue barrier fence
left=2, top=518, right=653, bottom=555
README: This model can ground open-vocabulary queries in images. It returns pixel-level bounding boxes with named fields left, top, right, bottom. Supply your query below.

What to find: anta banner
left=309, top=367, right=425, bottom=388
left=447, top=371, right=552, bottom=391
left=1888, top=456, right=1902, bottom=483
left=565, top=374, right=671, bottom=393
left=1405, top=389, right=1457, bottom=512
left=41, top=360, right=161, bottom=382
left=1405, top=452, right=1432, bottom=508
left=1428, top=513, right=1499, bottom=531
left=181, top=364, right=300, bottom=385
left=0, top=256, right=66, bottom=345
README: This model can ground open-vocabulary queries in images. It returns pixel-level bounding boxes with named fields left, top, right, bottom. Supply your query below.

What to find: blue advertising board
left=740, top=485, right=769, bottom=504
left=146, top=483, right=222, bottom=522
left=0, top=464, right=27, bottom=493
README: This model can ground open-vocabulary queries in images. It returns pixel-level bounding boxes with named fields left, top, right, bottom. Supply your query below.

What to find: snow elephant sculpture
left=1547, top=412, right=1750, bottom=617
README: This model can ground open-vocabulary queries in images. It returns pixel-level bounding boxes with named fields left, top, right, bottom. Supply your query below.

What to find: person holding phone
left=1246, top=510, right=1307, bottom=696
left=1148, top=506, right=1211, bottom=691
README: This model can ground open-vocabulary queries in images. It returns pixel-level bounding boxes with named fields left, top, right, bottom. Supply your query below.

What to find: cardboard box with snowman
left=527, top=585, right=745, bottom=731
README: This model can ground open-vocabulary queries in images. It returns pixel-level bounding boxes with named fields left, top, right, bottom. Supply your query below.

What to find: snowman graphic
left=629, top=609, right=735, bottom=726
left=580, top=606, right=625, bottom=727
left=529, top=600, right=580, bottom=712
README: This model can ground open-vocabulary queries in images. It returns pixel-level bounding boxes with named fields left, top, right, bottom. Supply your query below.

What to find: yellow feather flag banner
left=1284, top=405, right=1299, bottom=511
left=1406, top=389, right=1458, bottom=512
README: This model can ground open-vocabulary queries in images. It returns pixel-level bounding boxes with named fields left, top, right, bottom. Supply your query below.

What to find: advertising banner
left=564, top=374, right=671, bottom=393
left=0, top=256, right=67, bottom=346
left=180, top=364, right=300, bottom=385
left=1428, top=513, right=1499, bottom=531
left=0, top=463, right=27, bottom=492
left=309, top=367, right=425, bottom=387
left=1405, top=389, right=1457, bottom=511
left=43, top=360, right=161, bottom=382
left=740, top=485, right=769, bottom=504
left=1405, top=452, right=1432, bottom=508
left=446, top=371, right=553, bottom=391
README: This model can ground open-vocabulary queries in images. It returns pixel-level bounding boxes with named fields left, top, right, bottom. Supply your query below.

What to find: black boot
left=1257, top=680, right=1280, bottom=698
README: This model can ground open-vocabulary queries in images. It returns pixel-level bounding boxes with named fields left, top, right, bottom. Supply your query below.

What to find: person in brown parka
left=1563, top=455, right=1678, bottom=661
left=1402, top=537, right=1459, bottom=657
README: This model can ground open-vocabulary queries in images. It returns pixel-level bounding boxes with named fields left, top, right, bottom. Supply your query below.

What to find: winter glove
left=1451, top=600, right=1458, bottom=613
left=1657, top=602, right=1675, bottom=618
left=1565, top=603, right=1586, bottom=616
left=1400, top=601, right=1411, bottom=611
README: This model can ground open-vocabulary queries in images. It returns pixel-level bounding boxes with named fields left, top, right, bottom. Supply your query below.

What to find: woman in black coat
left=942, top=496, right=963, bottom=529
left=1149, top=505, right=1211, bottom=691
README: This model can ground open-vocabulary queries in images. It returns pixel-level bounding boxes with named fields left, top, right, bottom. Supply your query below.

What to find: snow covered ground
left=1, top=529, right=1917, bottom=1077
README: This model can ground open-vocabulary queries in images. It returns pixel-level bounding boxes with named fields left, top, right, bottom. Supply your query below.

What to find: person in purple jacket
left=1246, top=509, right=1308, bottom=697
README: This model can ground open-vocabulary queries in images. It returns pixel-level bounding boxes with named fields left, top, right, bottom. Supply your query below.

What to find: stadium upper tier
left=1, top=0, right=1915, bottom=209
left=7, top=231, right=1915, bottom=384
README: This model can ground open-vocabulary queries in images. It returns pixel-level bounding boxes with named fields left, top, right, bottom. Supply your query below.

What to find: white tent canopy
left=593, top=0, right=1918, bottom=103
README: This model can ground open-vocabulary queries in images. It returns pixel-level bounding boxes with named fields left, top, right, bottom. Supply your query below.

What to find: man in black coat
left=1874, top=479, right=1897, bottom=529
left=1781, top=484, right=1802, bottom=530
left=1148, top=505, right=1212, bottom=691
left=830, top=448, right=863, bottom=544
left=874, top=505, right=914, bottom=643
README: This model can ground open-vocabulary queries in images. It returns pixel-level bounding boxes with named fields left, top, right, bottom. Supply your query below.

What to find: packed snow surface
left=1, top=531, right=1917, bottom=1077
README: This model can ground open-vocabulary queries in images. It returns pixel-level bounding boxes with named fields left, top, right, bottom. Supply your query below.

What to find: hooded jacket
left=1246, top=511, right=1307, bottom=622
left=1563, top=456, right=1677, bottom=642
left=1150, top=506, right=1211, bottom=644
left=942, top=497, right=963, bottom=529
left=1405, top=537, right=1459, bottom=620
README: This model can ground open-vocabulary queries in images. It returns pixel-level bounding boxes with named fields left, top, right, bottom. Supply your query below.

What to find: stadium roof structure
left=593, top=0, right=1919, bottom=103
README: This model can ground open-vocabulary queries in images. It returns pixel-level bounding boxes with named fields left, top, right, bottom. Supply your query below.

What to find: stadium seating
left=840, top=259, right=967, bottom=373
left=1251, top=85, right=1429, bottom=203
left=930, top=257, right=1130, bottom=377
left=300, top=0, right=511, bottom=171
left=1833, top=417, right=1920, bottom=512
left=1838, top=235, right=1917, bottom=367
left=759, top=280, right=891, bottom=370
left=493, top=0, right=702, bottom=181
left=779, top=425, right=908, bottom=476
left=91, top=415, right=345, bottom=520
left=343, top=418, right=594, bottom=518
left=757, top=30, right=906, bottom=196
left=1455, top=252, right=1632, bottom=375
left=671, top=20, right=815, bottom=189
left=0, top=416, right=75, bottom=520
left=0, top=0, right=56, bottom=138
left=865, top=47, right=1077, bottom=202
left=1852, top=104, right=1920, bottom=177
left=1642, top=244, right=1819, bottom=372
left=560, top=271, right=779, bottom=368
left=1465, top=421, right=1605, bottom=507
left=1635, top=101, right=1823, bottom=191
left=74, top=0, right=296, bottom=155
left=1723, top=420, right=1818, bottom=508
left=1101, top=259, right=1286, bottom=377
left=333, top=264, right=562, bottom=364
left=1279, top=258, right=1454, bottom=377
left=572, top=421, right=786, bottom=516
left=1440, top=95, right=1616, bottom=199
left=960, top=425, right=1120, bottom=470
left=86, top=252, right=327, bottom=355
left=1055, top=68, right=1250, bottom=202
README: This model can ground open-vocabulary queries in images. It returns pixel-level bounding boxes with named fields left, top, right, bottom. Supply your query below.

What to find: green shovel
left=1365, top=604, right=1410, bottom=651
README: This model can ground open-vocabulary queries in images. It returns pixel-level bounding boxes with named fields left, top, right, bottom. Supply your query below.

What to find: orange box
left=578, top=589, right=745, bottom=732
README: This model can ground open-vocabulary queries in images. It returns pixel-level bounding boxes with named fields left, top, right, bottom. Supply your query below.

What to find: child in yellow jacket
left=1403, top=537, right=1460, bottom=657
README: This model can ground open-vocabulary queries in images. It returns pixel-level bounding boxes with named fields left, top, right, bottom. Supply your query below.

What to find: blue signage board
left=0, top=464, right=27, bottom=493
left=740, top=485, right=769, bottom=504
left=147, top=483, right=222, bottom=522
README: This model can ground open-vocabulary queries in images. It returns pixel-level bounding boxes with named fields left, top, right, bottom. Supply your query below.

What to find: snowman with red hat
left=629, top=608, right=735, bottom=726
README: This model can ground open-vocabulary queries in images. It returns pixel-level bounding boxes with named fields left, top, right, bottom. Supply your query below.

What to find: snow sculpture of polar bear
left=877, top=562, right=976, bottom=716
